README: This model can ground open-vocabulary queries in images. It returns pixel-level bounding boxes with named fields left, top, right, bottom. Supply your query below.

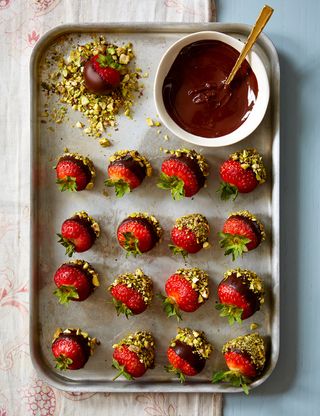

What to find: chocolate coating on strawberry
left=218, top=148, right=266, bottom=200
left=109, top=268, right=153, bottom=317
left=112, top=331, right=155, bottom=380
left=105, top=150, right=152, bottom=197
left=52, top=328, right=98, bottom=370
left=157, top=148, right=209, bottom=199
left=172, top=340, right=206, bottom=373
left=170, top=213, right=210, bottom=258
left=58, top=211, right=100, bottom=257
left=53, top=260, right=100, bottom=304
left=84, top=53, right=121, bottom=95
left=216, top=268, right=264, bottom=324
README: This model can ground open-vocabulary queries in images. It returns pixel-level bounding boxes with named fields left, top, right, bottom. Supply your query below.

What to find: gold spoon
left=225, top=4, right=274, bottom=86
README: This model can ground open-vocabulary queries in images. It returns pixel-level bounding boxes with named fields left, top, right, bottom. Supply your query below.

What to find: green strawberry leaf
left=122, top=232, right=142, bottom=257
left=54, top=354, right=73, bottom=371
left=112, top=298, right=133, bottom=319
left=215, top=303, right=243, bottom=325
left=211, top=370, right=252, bottom=395
left=157, top=293, right=182, bottom=322
left=168, top=244, right=188, bottom=260
left=105, top=178, right=131, bottom=198
left=57, top=234, right=75, bottom=257
left=56, top=176, right=78, bottom=192
left=218, top=232, right=251, bottom=261
left=164, top=364, right=186, bottom=383
left=112, top=358, right=134, bottom=381
left=217, top=181, right=238, bottom=201
left=97, top=53, right=123, bottom=70
left=53, top=285, right=79, bottom=304
left=157, top=172, right=185, bottom=201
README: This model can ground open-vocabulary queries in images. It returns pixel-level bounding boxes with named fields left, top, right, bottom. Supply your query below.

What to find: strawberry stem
left=56, top=176, right=77, bottom=192
left=157, top=172, right=185, bottom=201
left=217, top=182, right=238, bottom=201
left=54, top=354, right=73, bottom=371
left=112, top=298, right=133, bottom=319
left=157, top=293, right=182, bottom=321
left=53, top=285, right=79, bottom=304
left=218, top=232, right=251, bottom=261
left=164, top=364, right=186, bottom=383
left=168, top=244, right=188, bottom=260
left=211, top=369, right=251, bottom=395
left=57, top=234, right=76, bottom=257
left=215, top=303, right=243, bottom=325
left=121, top=232, right=142, bottom=257
left=112, top=358, right=133, bottom=381
left=105, top=178, right=131, bottom=198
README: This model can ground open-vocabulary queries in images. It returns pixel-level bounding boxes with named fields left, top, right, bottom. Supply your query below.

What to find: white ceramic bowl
left=154, top=31, right=270, bottom=147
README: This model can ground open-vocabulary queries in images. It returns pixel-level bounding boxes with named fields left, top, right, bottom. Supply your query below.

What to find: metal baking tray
left=30, top=23, right=280, bottom=393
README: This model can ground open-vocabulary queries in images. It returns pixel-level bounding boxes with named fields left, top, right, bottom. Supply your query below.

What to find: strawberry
left=216, top=268, right=264, bottom=325
left=218, top=210, right=266, bottom=261
left=169, top=213, right=210, bottom=258
left=53, top=260, right=100, bottom=304
left=105, top=150, right=152, bottom=197
left=55, top=152, right=95, bottom=192
left=52, top=328, right=98, bottom=370
left=58, top=211, right=100, bottom=257
left=112, top=331, right=155, bottom=380
left=211, top=333, right=266, bottom=395
left=117, top=212, right=162, bottom=256
left=217, top=148, right=266, bottom=200
left=109, top=268, right=153, bottom=317
left=157, top=149, right=209, bottom=200
left=159, top=268, right=209, bottom=321
left=84, top=52, right=122, bottom=95
left=165, top=328, right=212, bottom=383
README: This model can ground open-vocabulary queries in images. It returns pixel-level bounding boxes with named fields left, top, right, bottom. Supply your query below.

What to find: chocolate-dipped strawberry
left=112, top=331, right=155, bottom=380
left=157, top=148, right=209, bottom=200
left=58, top=211, right=100, bottom=257
left=219, top=210, right=266, bottom=261
left=212, top=333, right=266, bottom=394
left=105, top=150, right=152, bottom=197
left=159, top=268, right=209, bottom=321
left=109, top=268, right=153, bottom=317
left=117, top=212, right=162, bottom=256
left=53, top=260, right=100, bottom=304
left=166, top=328, right=212, bottom=383
left=218, top=148, right=267, bottom=200
left=216, top=269, right=264, bottom=325
left=52, top=328, right=98, bottom=370
left=55, top=152, right=96, bottom=192
left=83, top=51, right=122, bottom=95
left=169, top=213, right=210, bottom=258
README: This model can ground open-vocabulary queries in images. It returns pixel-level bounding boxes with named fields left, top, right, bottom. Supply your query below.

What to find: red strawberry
left=218, top=210, right=265, bottom=261
left=105, top=150, right=152, bottom=197
left=211, top=333, right=266, bottom=395
left=55, top=152, right=95, bottom=192
left=58, top=211, right=100, bottom=257
left=117, top=212, right=162, bottom=256
left=52, top=328, right=98, bottom=370
left=170, top=213, right=210, bottom=258
left=216, top=269, right=264, bottom=324
left=218, top=149, right=266, bottom=200
left=159, top=268, right=209, bottom=321
left=157, top=149, right=209, bottom=200
left=53, top=260, right=100, bottom=304
left=109, top=268, right=153, bottom=317
left=112, top=331, right=155, bottom=380
left=165, top=328, right=212, bottom=383
left=84, top=52, right=122, bottom=94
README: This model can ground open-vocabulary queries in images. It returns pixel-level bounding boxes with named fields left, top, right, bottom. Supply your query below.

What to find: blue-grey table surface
left=217, top=0, right=320, bottom=415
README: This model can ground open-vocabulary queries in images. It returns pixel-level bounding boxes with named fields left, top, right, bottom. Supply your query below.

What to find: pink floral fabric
left=0, top=0, right=221, bottom=415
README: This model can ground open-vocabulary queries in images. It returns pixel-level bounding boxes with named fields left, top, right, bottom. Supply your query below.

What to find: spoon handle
left=225, top=5, right=274, bottom=85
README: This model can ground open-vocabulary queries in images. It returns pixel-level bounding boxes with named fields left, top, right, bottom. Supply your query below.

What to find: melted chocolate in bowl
left=162, top=40, right=259, bottom=138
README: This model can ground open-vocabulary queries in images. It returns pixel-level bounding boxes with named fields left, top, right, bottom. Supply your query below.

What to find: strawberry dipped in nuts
left=157, top=148, right=209, bottom=200
left=53, top=260, right=100, bottom=304
left=212, top=333, right=266, bottom=394
left=109, top=268, right=153, bottom=318
left=58, top=211, right=100, bottom=257
left=112, top=331, right=155, bottom=380
left=117, top=212, right=162, bottom=256
left=219, top=210, right=266, bottom=261
left=166, top=328, right=212, bottom=383
left=52, top=328, right=98, bottom=370
left=55, top=152, right=96, bottom=192
left=169, top=213, right=210, bottom=258
left=105, top=150, right=152, bottom=197
left=159, top=268, right=209, bottom=321
left=216, top=269, right=264, bottom=325
left=217, top=148, right=266, bottom=201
